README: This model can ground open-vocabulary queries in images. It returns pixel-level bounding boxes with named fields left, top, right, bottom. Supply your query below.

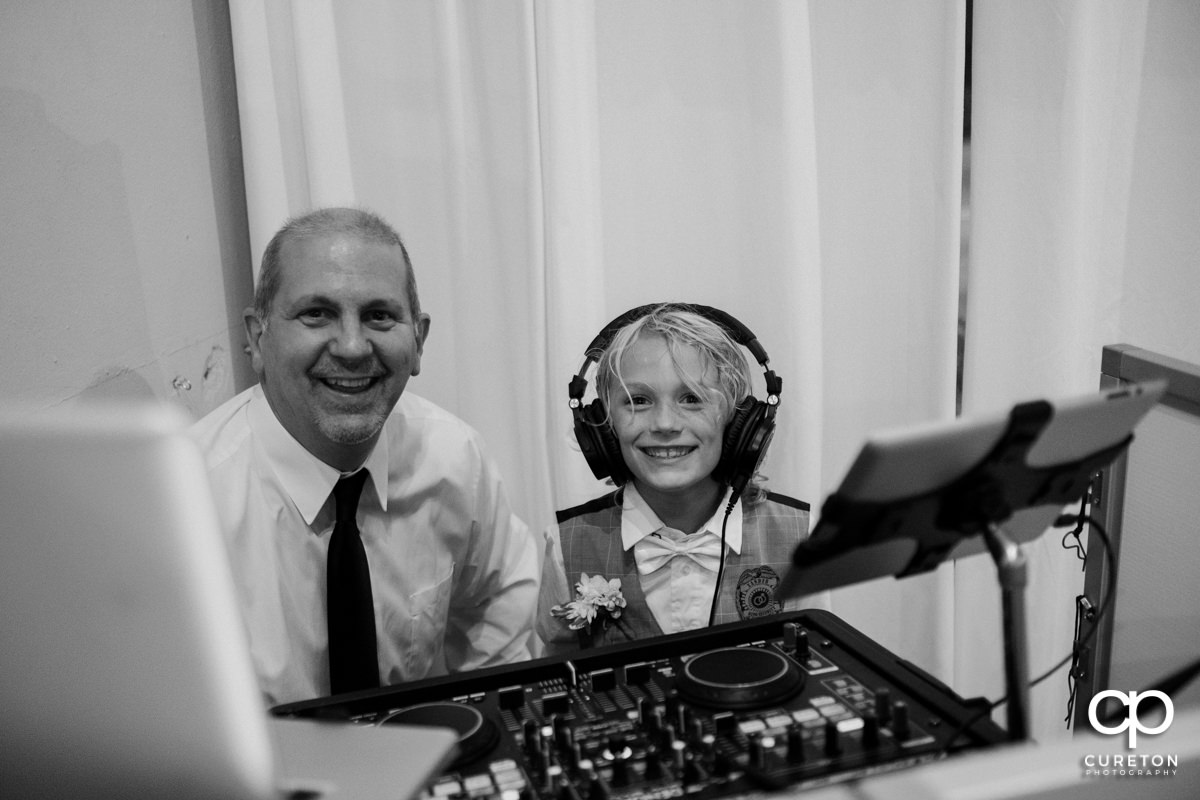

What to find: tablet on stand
left=777, top=379, right=1167, bottom=742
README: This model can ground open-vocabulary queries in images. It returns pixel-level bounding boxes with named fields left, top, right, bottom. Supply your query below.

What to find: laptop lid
left=778, top=380, right=1167, bottom=598
left=0, top=401, right=456, bottom=799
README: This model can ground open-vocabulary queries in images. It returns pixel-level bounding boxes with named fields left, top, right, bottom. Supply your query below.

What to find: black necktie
left=326, top=469, right=380, bottom=694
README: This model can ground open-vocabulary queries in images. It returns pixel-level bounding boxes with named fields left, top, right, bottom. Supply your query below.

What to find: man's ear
left=243, top=307, right=266, bottom=377
left=410, top=313, right=431, bottom=377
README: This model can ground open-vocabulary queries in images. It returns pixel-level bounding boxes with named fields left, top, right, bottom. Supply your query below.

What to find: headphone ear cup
left=717, top=397, right=776, bottom=494
left=572, top=400, right=629, bottom=484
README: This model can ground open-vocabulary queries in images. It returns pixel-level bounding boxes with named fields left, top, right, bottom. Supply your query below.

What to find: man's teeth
left=643, top=447, right=693, bottom=459
left=323, top=377, right=374, bottom=390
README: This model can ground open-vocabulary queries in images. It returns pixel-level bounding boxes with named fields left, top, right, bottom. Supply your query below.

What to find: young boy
left=537, top=303, right=809, bottom=653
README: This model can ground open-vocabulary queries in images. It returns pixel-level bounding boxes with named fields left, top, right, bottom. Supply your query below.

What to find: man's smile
left=313, top=375, right=384, bottom=394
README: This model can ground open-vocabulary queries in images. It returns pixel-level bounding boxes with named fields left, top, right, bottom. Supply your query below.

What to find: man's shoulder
left=189, top=387, right=256, bottom=468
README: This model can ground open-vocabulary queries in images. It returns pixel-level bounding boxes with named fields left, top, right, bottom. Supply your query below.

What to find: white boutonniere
left=550, top=573, right=628, bottom=635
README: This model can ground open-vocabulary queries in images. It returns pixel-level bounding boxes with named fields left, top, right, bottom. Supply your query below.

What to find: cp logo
left=1088, top=690, right=1174, bottom=748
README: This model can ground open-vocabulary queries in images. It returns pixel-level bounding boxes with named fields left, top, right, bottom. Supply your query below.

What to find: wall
left=0, top=0, right=251, bottom=418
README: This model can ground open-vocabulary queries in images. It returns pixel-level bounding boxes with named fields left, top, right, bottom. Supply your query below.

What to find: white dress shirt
left=622, top=484, right=742, bottom=634
left=191, top=385, right=539, bottom=705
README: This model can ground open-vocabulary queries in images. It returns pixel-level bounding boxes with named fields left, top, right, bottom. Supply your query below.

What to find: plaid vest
left=552, top=489, right=809, bottom=650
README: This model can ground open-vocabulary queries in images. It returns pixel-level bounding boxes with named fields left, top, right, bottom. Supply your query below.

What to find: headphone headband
left=571, top=303, right=781, bottom=403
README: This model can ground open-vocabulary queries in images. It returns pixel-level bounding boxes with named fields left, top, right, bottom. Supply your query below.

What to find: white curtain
left=228, top=0, right=994, bottom=734
left=962, top=0, right=1200, bottom=745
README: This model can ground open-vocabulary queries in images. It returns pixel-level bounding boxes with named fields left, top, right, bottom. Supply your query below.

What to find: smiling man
left=193, top=208, right=538, bottom=704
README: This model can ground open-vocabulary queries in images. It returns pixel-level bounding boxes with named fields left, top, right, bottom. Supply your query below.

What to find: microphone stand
left=982, top=521, right=1030, bottom=742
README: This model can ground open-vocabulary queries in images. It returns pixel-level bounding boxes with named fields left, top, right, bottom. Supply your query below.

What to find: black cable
left=940, top=512, right=1116, bottom=752
left=706, top=494, right=738, bottom=627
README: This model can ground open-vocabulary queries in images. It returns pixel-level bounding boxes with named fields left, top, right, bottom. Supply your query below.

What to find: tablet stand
left=797, top=399, right=1133, bottom=742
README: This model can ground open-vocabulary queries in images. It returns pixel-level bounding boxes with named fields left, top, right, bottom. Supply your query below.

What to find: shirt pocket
left=403, top=565, right=453, bottom=677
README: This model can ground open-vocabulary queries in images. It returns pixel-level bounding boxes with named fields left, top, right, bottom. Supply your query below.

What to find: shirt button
left=682, top=565, right=691, bottom=575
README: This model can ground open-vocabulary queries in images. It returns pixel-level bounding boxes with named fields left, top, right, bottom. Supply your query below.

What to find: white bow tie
left=635, top=533, right=723, bottom=575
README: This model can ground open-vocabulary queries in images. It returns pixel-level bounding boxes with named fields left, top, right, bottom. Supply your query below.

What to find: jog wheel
left=378, top=701, right=500, bottom=768
left=675, top=646, right=804, bottom=709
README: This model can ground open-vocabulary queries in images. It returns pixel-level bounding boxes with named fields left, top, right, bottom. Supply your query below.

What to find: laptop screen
left=0, top=402, right=278, bottom=799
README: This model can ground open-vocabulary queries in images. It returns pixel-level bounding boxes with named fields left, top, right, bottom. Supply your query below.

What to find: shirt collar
left=620, top=483, right=743, bottom=554
left=247, top=386, right=390, bottom=525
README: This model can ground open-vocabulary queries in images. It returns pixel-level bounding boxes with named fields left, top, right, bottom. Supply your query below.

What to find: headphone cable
left=707, top=492, right=740, bottom=627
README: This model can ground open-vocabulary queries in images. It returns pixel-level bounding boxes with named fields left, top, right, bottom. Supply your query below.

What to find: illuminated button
left=836, top=717, right=864, bottom=733
left=490, top=759, right=519, bottom=773
left=463, top=774, right=493, bottom=792
left=738, top=719, right=768, bottom=736
left=809, top=695, right=836, bottom=707
left=766, top=714, right=792, bottom=729
left=792, top=708, right=820, bottom=724
left=492, top=768, right=525, bottom=787
left=431, top=780, right=461, bottom=796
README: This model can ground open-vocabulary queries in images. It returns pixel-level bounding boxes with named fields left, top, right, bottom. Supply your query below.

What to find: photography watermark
left=1082, top=690, right=1179, bottom=779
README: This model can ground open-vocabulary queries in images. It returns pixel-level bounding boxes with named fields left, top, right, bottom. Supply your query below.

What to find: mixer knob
left=747, top=733, right=765, bottom=768
left=671, top=738, right=687, bottom=769
left=610, top=751, right=630, bottom=787
left=523, top=719, right=539, bottom=752
left=824, top=718, right=841, bottom=757
left=587, top=770, right=610, bottom=800
left=783, top=621, right=799, bottom=650
left=892, top=701, right=910, bottom=742
left=637, top=696, right=655, bottom=726
left=796, top=628, right=810, bottom=659
left=861, top=712, right=880, bottom=748
left=553, top=714, right=571, bottom=743
left=786, top=724, right=806, bottom=763
left=557, top=778, right=583, bottom=800
left=682, top=752, right=708, bottom=785
left=643, top=744, right=665, bottom=780
left=660, top=723, right=678, bottom=750
left=875, top=688, right=892, bottom=726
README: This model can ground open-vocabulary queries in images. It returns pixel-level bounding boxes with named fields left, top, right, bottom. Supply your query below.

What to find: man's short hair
left=252, top=207, right=421, bottom=321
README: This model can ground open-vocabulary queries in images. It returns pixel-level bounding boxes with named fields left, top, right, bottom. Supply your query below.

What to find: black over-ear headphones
left=568, top=303, right=782, bottom=500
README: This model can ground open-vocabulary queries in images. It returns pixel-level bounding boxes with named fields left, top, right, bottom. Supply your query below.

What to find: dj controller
left=274, top=610, right=1007, bottom=799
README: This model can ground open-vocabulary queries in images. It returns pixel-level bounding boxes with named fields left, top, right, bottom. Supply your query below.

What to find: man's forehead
left=277, top=234, right=408, bottom=286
